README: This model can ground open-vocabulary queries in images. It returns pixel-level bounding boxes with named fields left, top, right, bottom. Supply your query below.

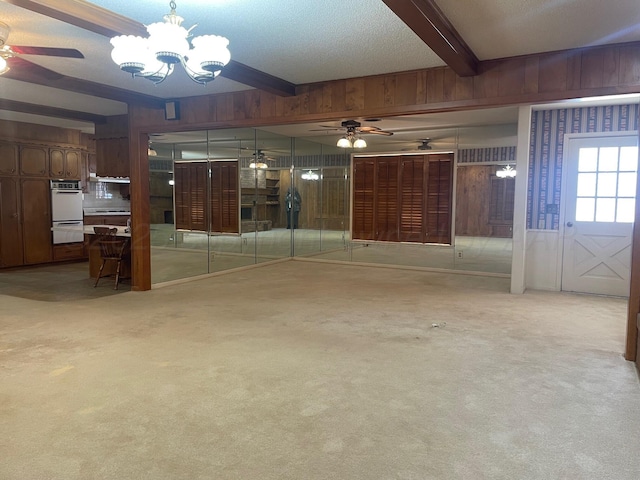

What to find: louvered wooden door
left=352, top=154, right=453, bottom=245
left=353, top=159, right=375, bottom=240
left=399, top=157, right=426, bottom=243
left=174, top=162, right=207, bottom=232
left=426, top=155, right=453, bottom=244
left=210, top=161, right=239, bottom=234
left=376, top=157, right=399, bottom=241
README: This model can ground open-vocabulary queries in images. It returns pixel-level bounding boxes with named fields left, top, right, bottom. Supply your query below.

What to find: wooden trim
left=0, top=99, right=107, bottom=124
left=381, top=0, right=479, bottom=76
left=3, top=0, right=147, bottom=38
left=625, top=125, right=640, bottom=362
left=221, top=61, right=297, bottom=97
left=129, top=131, right=151, bottom=291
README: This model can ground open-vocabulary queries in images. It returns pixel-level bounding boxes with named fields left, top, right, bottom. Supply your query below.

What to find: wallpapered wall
left=457, top=147, right=516, bottom=164
left=527, top=104, right=639, bottom=230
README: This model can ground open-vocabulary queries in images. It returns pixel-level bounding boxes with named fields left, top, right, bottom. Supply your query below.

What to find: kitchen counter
left=85, top=226, right=131, bottom=280
left=83, top=208, right=131, bottom=216
left=51, top=225, right=131, bottom=237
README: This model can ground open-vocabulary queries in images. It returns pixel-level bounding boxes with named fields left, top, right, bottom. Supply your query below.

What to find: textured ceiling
left=0, top=0, right=639, bottom=145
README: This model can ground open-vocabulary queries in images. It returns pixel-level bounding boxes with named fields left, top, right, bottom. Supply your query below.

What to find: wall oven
left=51, top=180, right=84, bottom=244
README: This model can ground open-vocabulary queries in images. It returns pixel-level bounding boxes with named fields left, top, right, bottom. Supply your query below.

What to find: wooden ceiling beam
left=381, top=0, right=479, bottom=77
left=0, top=98, right=107, bottom=124
left=3, top=58, right=164, bottom=109
left=5, top=0, right=297, bottom=96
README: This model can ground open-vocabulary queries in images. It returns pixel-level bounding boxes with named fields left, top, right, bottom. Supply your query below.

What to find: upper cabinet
left=19, top=145, right=48, bottom=177
left=50, top=148, right=82, bottom=179
left=18, top=145, right=83, bottom=179
left=0, top=142, right=18, bottom=175
left=96, top=137, right=129, bottom=178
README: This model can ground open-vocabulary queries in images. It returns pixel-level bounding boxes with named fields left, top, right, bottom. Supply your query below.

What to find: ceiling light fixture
left=0, top=55, right=8, bottom=74
left=249, top=161, right=268, bottom=169
left=301, top=170, right=320, bottom=181
left=110, top=1, right=230, bottom=85
left=337, top=129, right=367, bottom=149
left=496, top=164, right=516, bottom=178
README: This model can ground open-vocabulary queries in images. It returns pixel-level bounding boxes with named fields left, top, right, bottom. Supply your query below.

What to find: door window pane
left=618, top=172, right=636, bottom=197
left=595, top=198, right=616, bottom=222
left=596, top=172, right=617, bottom=197
left=619, top=147, right=638, bottom=172
left=598, top=147, right=619, bottom=171
left=578, top=148, right=598, bottom=171
left=577, top=172, right=597, bottom=197
left=617, top=198, right=635, bottom=223
left=576, top=198, right=595, bottom=222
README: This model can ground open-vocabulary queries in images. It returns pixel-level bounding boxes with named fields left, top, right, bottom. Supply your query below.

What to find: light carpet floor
left=1, top=261, right=639, bottom=479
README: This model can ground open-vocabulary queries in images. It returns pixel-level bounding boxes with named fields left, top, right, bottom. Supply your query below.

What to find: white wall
left=525, top=230, right=562, bottom=291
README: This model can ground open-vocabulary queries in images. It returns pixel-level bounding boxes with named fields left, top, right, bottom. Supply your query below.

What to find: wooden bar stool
left=93, top=227, right=130, bottom=290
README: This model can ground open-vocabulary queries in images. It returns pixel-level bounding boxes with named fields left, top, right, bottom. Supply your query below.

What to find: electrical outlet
left=457, top=251, right=463, bottom=258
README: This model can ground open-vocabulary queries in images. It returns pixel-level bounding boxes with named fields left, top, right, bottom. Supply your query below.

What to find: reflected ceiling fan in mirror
left=250, top=150, right=276, bottom=169
left=0, top=21, right=84, bottom=75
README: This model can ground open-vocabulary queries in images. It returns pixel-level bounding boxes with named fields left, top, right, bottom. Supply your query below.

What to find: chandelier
left=110, top=1, right=230, bottom=85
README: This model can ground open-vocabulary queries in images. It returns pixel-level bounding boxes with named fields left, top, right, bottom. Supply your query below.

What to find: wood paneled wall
left=0, top=119, right=83, bottom=146
left=129, top=42, right=640, bottom=133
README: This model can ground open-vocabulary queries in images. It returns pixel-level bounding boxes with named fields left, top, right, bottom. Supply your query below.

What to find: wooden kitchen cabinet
left=0, top=142, right=18, bottom=175
left=50, top=148, right=82, bottom=179
left=96, top=137, right=129, bottom=178
left=0, top=176, right=24, bottom=267
left=83, top=215, right=130, bottom=226
left=21, top=178, right=52, bottom=265
left=53, top=242, right=85, bottom=261
left=19, top=145, right=49, bottom=177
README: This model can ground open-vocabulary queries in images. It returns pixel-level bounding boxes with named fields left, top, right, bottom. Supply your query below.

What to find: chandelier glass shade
left=0, top=55, right=7, bottom=74
left=110, top=1, right=230, bottom=85
left=337, top=131, right=367, bottom=149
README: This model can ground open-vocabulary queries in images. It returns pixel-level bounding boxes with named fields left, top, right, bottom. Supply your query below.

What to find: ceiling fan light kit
left=496, top=164, right=516, bottom=178
left=110, top=1, right=231, bottom=85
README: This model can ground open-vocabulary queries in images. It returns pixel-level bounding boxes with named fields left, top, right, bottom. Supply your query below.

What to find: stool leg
left=114, top=260, right=121, bottom=290
left=94, top=260, right=106, bottom=288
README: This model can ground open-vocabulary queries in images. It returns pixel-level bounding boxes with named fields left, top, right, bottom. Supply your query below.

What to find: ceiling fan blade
left=11, top=46, right=84, bottom=58
left=363, top=129, right=394, bottom=136
left=3, top=56, right=64, bottom=81
left=308, top=126, right=341, bottom=131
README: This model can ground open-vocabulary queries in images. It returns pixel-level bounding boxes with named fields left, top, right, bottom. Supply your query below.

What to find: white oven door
left=51, top=189, right=83, bottom=221
left=52, top=221, right=84, bottom=244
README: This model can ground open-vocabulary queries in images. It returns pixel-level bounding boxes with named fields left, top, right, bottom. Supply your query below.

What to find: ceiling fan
left=0, top=21, right=84, bottom=75
left=312, top=119, right=394, bottom=149
left=249, top=149, right=277, bottom=169
left=313, top=119, right=394, bottom=136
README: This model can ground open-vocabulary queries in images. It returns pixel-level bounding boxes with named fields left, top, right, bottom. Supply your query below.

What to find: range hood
left=89, top=174, right=130, bottom=184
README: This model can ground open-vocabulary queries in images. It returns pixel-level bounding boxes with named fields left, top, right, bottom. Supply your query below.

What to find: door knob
left=566, top=221, right=573, bottom=227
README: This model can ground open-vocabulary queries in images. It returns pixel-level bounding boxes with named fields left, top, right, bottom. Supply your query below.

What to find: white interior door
left=562, top=135, right=638, bottom=296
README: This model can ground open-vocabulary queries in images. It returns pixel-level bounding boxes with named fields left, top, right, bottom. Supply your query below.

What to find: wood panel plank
left=524, top=57, right=540, bottom=94
left=345, top=78, right=366, bottom=111
left=538, top=53, right=568, bottom=92
left=395, top=72, right=418, bottom=106
left=364, top=76, right=386, bottom=110
left=618, top=44, right=640, bottom=86
left=426, top=68, right=445, bottom=103
left=498, top=57, right=526, bottom=97
left=581, top=49, right=605, bottom=89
